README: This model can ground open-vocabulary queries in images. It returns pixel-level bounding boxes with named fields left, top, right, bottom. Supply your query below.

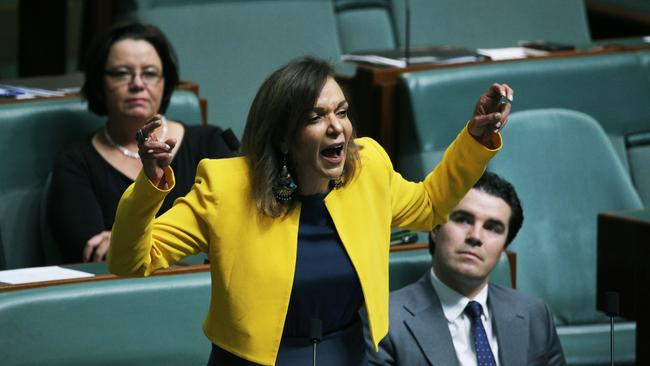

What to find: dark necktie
left=465, top=300, right=497, bottom=366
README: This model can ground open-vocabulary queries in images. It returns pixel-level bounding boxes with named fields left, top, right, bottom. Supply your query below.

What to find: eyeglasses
left=104, top=67, right=163, bottom=86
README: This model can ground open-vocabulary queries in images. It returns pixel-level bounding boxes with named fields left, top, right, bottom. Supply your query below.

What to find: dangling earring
left=273, top=154, right=297, bottom=202
left=330, top=176, right=344, bottom=189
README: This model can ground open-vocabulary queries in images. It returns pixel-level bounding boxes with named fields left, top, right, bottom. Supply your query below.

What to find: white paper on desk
left=478, top=47, right=549, bottom=61
left=0, top=266, right=94, bottom=285
left=0, top=84, right=66, bottom=98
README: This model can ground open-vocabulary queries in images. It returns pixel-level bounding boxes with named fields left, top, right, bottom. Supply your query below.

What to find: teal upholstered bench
left=333, top=0, right=396, bottom=54
left=0, top=270, right=211, bottom=365
left=333, top=0, right=590, bottom=54
left=388, top=0, right=591, bottom=49
left=395, top=50, right=650, bottom=209
left=489, top=109, right=641, bottom=365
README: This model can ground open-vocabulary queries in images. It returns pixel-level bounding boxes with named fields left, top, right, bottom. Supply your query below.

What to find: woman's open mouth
left=320, top=144, right=345, bottom=164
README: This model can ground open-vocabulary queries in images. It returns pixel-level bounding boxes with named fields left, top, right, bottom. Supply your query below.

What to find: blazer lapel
left=403, top=276, right=460, bottom=366
left=489, top=284, right=529, bottom=366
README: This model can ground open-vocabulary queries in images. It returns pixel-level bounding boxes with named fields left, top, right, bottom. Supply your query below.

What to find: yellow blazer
left=108, top=128, right=500, bottom=365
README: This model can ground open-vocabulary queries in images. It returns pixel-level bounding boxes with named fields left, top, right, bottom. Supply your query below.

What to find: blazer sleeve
left=368, top=125, right=501, bottom=231
left=108, top=161, right=213, bottom=276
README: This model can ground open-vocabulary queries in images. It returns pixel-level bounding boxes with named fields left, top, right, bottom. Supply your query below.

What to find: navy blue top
left=207, top=193, right=365, bottom=365
left=282, top=193, right=364, bottom=337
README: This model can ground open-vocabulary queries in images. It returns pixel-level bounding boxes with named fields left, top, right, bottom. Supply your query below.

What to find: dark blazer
left=364, top=274, right=566, bottom=366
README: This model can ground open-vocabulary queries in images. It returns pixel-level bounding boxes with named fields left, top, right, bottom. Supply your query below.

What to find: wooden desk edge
left=0, top=263, right=210, bottom=293
left=2, top=245, right=517, bottom=292
left=353, top=44, right=650, bottom=82
left=4, top=245, right=426, bottom=291
left=598, top=209, right=650, bottom=226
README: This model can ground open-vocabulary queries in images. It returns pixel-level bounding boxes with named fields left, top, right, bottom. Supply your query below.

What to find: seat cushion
left=0, top=272, right=212, bottom=365
left=395, top=52, right=650, bottom=181
left=489, top=109, right=643, bottom=325
left=558, top=322, right=636, bottom=365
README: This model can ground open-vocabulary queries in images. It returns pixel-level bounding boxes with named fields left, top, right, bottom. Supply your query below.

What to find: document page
left=0, top=266, right=95, bottom=285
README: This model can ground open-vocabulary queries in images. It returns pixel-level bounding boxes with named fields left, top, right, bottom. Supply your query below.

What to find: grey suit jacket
left=364, top=274, right=566, bottom=366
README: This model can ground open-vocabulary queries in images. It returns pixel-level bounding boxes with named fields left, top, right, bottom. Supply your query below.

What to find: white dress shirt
left=430, top=267, right=500, bottom=366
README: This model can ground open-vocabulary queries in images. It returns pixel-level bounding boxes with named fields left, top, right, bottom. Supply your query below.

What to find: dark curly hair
left=81, top=20, right=179, bottom=116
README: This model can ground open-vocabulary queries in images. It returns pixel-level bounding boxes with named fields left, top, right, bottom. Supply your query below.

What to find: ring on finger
left=498, top=95, right=511, bottom=105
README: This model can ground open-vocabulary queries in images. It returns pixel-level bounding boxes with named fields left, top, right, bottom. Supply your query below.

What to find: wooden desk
left=1, top=245, right=420, bottom=292
left=1, top=243, right=517, bottom=293
left=348, top=42, right=650, bottom=156
left=597, top=209, right=650, bottom=365
left=586, top=0, right=650, bottom=39
left=0, top=262, right=210, bottom=292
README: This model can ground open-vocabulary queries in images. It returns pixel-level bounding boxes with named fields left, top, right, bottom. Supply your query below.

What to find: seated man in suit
left=365, top=171, right=565, bottom=365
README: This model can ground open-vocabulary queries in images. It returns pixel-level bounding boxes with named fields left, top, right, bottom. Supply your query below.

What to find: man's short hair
left=428, top=171, right=523, bottom=255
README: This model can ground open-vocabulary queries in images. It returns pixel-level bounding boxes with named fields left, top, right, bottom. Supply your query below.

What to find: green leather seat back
left=334, top=0, right=396, bottom=53
left=0, top=234, right=5, bottom=269
left=389, top=248, right=513, bottom=291
left=0, top=272, right=211, bottom=365
left=395, top=52, right=650, bottom=205
left=0, top=98, right=101, bottom=270
left=389, top=0, right=591, bottom=49
left=558, top=322, right=636, bottom=365
left=629, top=51, right=650, bottom=206
left=0, top=90, right=201, bottom=192
left=489, top=109, right=641, bottom=364
left=0, top=187, right=48, bottom=269
left=627, top=131, right=650, bottom=206
left=130, top=0, right=344, bottom=139
left=490, top=109, right=643, bottom=324
left=0, top=98, right=103, bottom=192
left=0, top=90, right=203, bottom=269
left=165, top=89, right=205, bottom=125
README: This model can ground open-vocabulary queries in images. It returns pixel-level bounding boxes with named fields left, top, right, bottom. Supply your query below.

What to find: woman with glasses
left=48, top=21, right=238, bottom=263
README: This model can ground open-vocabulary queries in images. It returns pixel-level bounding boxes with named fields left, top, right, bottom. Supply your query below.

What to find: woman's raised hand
left=468, top=83, right=513, bottom=149
left=136, top=114, right=176, bottom=188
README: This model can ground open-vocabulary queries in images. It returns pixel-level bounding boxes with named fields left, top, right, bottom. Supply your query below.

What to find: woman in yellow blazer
left=108, top=57, right=513, bottom=365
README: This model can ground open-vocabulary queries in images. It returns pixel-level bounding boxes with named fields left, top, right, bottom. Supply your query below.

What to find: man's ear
left=428, top=227, right=439, bottom=256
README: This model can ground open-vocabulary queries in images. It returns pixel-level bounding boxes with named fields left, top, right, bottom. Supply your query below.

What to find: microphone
left=604, top=291, right=619, bottom=366
left=309, top=318, right=322, bottom=366
left=404, top=0, right=411, bottom=67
